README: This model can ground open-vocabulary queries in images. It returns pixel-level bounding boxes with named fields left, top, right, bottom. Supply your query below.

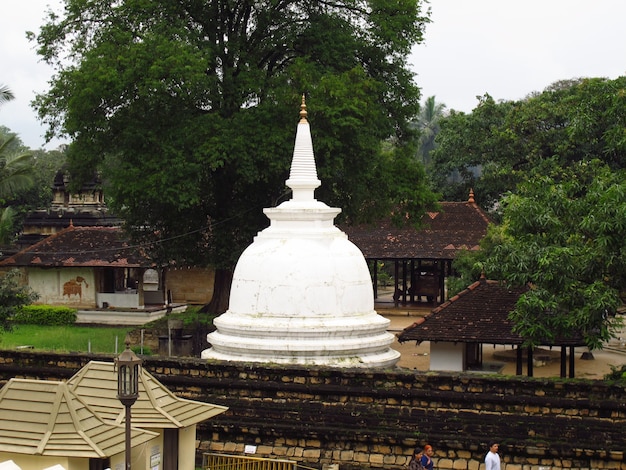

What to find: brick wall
left=0, top=351, right=623, bottom=470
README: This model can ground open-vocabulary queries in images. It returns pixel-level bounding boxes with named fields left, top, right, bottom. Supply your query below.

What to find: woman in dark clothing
left=408, top=448, right=424, bottom=470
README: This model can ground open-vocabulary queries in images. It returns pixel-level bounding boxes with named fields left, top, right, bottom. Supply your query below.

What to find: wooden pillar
left=516, top=346, right=523, bottom=375
left=569, top=346, right=575, bottom=378
left=137, top=268, right=145, bottom=307
left=527, top=346, right=534, bottom=377
left=437, top=260, right=445, bottom=303
left=409, top=259, right=416, bottom=303
left=394, top=261, right=400, bottom=307
left=402, top=260, right=408, bottom=304
left=560, top=346, right=567, bottom=378
left=372, top=259, right=378, bottom=299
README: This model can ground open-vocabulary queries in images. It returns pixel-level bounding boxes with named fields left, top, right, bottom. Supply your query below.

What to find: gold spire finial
left=299, top=94, right=308, bottom=122
left=468, top=188, right=475, bottom=204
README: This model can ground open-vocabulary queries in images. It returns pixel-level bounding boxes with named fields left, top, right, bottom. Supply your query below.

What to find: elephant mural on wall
left=63, top=276, right=89, bottom=301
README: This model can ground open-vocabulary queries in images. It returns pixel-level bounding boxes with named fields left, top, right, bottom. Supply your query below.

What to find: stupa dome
left=202, top=98, right=400, bottom=367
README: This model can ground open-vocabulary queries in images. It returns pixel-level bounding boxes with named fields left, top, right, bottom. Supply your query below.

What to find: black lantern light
left=115, top=335, right=142, bottom=470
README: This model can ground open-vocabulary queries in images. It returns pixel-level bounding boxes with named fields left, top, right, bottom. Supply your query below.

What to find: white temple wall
left=429, top=341, right=464, bottom=371
left=27, top=268, right=96, bottom=308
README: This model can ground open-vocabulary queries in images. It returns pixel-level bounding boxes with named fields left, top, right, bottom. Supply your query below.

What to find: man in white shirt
left=485, top=442, right=501, bottom=470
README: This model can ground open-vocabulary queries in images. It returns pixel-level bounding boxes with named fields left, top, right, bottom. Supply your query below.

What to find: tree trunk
left=200, top=268, right=233, bottom=315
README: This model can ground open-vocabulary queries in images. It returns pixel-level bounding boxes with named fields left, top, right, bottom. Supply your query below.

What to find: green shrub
left=0, top=269, right=39, bottom=331
left=132, top=345, right=153, bottom=356
left=13, top=305, right=77, bottom=326
left=604, top=364, right=626, bottom=382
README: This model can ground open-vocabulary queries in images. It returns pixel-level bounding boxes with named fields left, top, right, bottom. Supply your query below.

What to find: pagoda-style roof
left=342, top=194, right=490, bottom=260
left=397, top=277, right=585, bottom=346
left=0, top=225, right=153, bottom=268
left=0, top=379, right=157, bottom=458
left=22, top=209, right=122, bottom=230
left=67, top=361, right=228, bottom=429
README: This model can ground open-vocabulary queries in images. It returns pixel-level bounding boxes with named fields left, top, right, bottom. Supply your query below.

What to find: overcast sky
left=2, top=0, right=626, bottom=150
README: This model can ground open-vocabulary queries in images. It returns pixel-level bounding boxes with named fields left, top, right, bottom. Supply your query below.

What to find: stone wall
left=0, top=351, right=623, bottom=470
left=165, top=267, right=214, bottom=305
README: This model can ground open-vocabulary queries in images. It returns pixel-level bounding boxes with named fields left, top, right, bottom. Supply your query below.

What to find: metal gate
left=202, top=453, right=309, bottom=470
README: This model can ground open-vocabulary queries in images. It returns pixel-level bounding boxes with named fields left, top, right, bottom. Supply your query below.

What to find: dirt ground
left=384, top=313, right=626, bottom=379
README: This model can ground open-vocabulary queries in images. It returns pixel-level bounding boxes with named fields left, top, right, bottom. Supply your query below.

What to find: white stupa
left=201, top=97, right=400, bottom=367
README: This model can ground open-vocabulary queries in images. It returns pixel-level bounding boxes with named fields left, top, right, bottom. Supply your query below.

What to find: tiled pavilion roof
left=342, top=193, right=490, bottom=260
left=0, top=225, right=154, bottom=268
left=397, top=277, right=585, bottom=346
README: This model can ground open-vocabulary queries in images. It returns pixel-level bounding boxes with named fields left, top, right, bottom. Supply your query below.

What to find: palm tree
left=0, top=135, right=34, bottom=244
left=0, top=85, right=15, bottom=106
left=0, top=85, right=36, bottom=244
left=0, top=207, right=17, bottom=245
left=413, top=96, right=446, bottom=166
left=0, top=137, right=34, bottom=198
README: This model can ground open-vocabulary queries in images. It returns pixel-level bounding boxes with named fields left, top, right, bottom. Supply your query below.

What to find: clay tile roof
left=397, top=279, right=585, bottom=346
left=0, top=226, right=153, bottom=268
left=342, top=200, right=490, bottom=260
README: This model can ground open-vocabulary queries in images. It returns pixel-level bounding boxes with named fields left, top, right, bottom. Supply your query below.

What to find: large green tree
left=440, top=78, right=626, bottom=349
left=483, top=161, right=626, bottom=350
left=32, top=0, right=435, bottom=312
left=429, top=77, right=626, bottom=211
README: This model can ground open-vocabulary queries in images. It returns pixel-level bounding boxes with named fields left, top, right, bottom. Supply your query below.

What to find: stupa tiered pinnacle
left=202, top=97, right=400, bottom=367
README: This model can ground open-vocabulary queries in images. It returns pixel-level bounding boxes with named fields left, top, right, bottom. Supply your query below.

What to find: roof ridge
left=432, top=278, right=482, bottom=313
left=468, top=200, right=492, bottom=224
left=139, top=370, right=183, bottom=427
left=67, top=361, right=228, bottom=429
left=36, top=385, right=65, bottom=454
left=398, top=279, right=484, bottom=336
left=0, top=226, right=70, bottom=265
left=400, top=278, right=485, bottom=332
left=61, top=383, right=108, bottom=458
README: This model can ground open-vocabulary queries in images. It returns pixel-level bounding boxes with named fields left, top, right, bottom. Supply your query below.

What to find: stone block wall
left=0, top=351, right=623, bottom=470
left=165, top=267, right=215, bottom=304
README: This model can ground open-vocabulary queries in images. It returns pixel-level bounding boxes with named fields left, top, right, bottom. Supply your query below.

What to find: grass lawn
left=0, top=307, right=214, bottom=354
left=0, top=324, right=133, bottom=354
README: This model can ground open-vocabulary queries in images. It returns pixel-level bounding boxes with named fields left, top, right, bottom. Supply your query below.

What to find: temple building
left=202, top=99, right=400, bottom=367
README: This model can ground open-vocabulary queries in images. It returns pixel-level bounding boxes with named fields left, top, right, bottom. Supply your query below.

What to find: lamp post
left=116, top=335, right=142, bottom=470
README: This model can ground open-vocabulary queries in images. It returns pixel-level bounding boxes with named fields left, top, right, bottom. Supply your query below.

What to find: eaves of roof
left=0, top=379, right=157, bottom=458
left=0, top=226, right=154, bottom=268
left=67, top=361, right=228, bottom=429
left=342, top=200, right=490, bottom=260
left=397, top=279, right=585, bottom=347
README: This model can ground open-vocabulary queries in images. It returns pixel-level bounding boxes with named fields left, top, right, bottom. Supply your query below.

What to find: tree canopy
left=31, top=0, right=437, bottom=312
left=484, top=161, right=626, bottom=350
left=0, top=129, right=37, bottom=245
left=429, top=77, right=626, bottom=211
left=436, top=77, right=626, bottom=350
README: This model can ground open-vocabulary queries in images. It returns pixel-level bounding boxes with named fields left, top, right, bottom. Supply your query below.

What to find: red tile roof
left=397, top=278, right=585, bottom=346
left=342, top=199, right=490, bottom=260
left=0, top=225, right=154, bottom=268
